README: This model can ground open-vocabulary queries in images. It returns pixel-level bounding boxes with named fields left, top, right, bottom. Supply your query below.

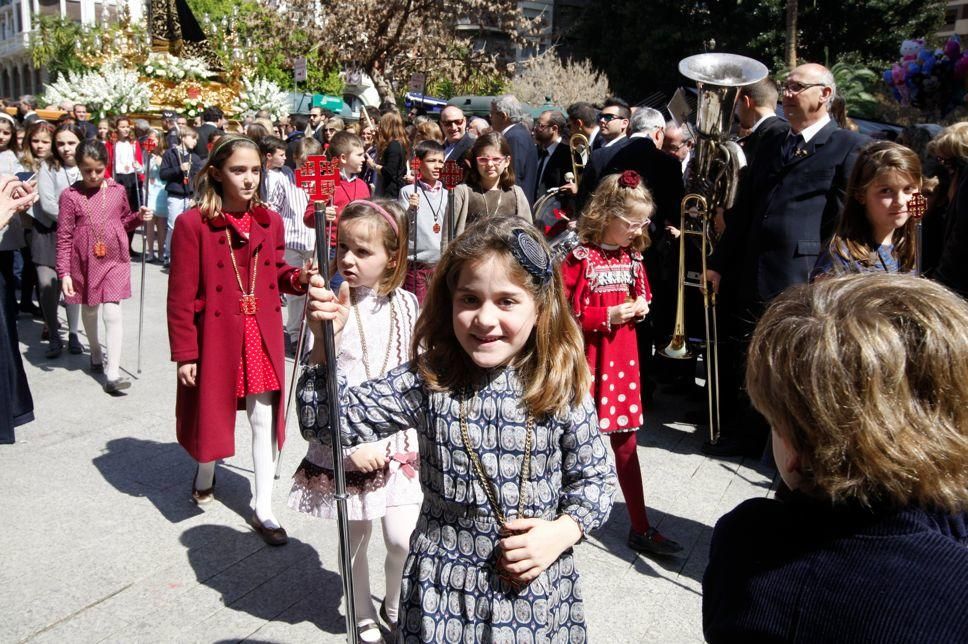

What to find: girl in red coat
left=167, top=135, right=309, bottom=546
left=561, top=171, right=682, bottom=557
left=57, top=139, right=152, bottom=394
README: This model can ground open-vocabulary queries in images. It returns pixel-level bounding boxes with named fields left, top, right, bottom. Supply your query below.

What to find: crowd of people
left=0, top=58, right=966, bottom=643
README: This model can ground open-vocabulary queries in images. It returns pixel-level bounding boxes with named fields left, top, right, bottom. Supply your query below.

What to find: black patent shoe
left=628, top=528, right=684, bottom=557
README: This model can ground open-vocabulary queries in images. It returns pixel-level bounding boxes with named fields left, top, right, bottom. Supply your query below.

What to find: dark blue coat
left=711, top=120, right=868, bottom=303
left=704, top=494, right=968, bottom=643
left=503, top=123, right=538, bottom=207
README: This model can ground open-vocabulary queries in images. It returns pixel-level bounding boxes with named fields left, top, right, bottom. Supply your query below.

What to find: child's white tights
left=81, top=302, right=122, bottom=379
left=349, top=503, right=421, bottom=625
left=193, top=392, right=279, bottom=527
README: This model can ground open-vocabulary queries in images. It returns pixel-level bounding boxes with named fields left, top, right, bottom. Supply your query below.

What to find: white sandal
left=357, top=619, right=384, bottom=644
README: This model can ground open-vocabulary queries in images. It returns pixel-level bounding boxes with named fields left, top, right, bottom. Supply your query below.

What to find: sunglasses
left=615, top=213, right=651, bottom=231
left=442, top=118, right=465, bottom=127
left=598, top=113, right=625, bottom=123
left=476, top=156, right=507, bottom=166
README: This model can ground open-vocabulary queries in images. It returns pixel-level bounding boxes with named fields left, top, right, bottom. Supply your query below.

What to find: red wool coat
left=167, top=204, right=304, bottom=462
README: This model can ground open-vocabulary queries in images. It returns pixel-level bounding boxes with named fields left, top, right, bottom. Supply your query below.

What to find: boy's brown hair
left=747, top=273, right=968, bottom=513
left=327, top=130, right=364, bottom=161
left=412, top=215, right=590, bottom=418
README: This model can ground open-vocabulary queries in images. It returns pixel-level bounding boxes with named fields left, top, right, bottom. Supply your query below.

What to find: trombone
left=660, top=53, right=767, bottom=445
left=568, top=132, right=589, bottom=189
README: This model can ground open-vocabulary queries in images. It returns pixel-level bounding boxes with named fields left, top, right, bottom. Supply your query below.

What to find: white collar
left=749, top=113, right=775, bottom=134
left=794, top=114, right=831, bottom=144
left=542, top=138, right=561, bottom=154
left=603, top=134, right=626, bottom=148
left=501, top=123, right=515, bottom=135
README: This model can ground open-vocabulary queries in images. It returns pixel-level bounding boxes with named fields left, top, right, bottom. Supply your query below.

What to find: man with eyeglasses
left=489, top=94, right=539, bottom=206
left=662, top=122, right=693, bottom=175
left=439, top=105, right=473, bottom=165
left=577, top=97, right=632, bottom=209
left=705, top=62, right=868, bottom=458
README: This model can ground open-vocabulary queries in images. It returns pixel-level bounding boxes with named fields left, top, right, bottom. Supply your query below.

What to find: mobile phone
left=15, top=171, right=35, bottom=183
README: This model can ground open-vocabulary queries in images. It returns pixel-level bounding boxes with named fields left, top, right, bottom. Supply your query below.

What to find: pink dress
left=561, top=243, right=651, bottom=433
left=55, top=180, right=141, bottom=305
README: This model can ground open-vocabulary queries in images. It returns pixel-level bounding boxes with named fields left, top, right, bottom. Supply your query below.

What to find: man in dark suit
left=71, top=103, right=98, bottom=140
left=439, top=105, right=473, bottom=168
left=735, top=77, right=787, bottom=168
left=532, top=110, right=571, bottom=201
left=490, top=95, right=538, bottom=206
left=566, top=101, right=602, bottom=152
left=706, top=63, right=869, bottom=456
left=17, top=95, right=39, bottom=126
left=194, top=106, right=225, bottom=160
left=576, top=98, right=632, bottom=210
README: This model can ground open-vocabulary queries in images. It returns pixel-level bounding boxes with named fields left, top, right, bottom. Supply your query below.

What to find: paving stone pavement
left=2, top=257, right=777, bottom=643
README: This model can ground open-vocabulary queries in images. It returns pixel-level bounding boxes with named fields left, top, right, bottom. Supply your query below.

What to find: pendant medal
left=239, top=294, right=259, bottom=315
left=433, top=223, right=441, bottom=234
left=93, top=241, right=107, bottom=258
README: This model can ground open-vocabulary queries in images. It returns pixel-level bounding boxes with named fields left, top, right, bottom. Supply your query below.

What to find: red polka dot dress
left=561, top=243, right=651, bottom=433
left=226, top=211, right=280, bottom=398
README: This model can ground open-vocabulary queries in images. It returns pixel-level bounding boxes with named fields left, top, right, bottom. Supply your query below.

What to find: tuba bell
left=660, top=53, right=768, bottom=445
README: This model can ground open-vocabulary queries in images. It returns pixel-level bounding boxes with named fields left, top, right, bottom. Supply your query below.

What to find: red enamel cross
left=295, top=155, right=342, bottom=202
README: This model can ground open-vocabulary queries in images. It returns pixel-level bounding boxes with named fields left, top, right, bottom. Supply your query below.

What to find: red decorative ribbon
left=390, top=452, right=419, bottom=479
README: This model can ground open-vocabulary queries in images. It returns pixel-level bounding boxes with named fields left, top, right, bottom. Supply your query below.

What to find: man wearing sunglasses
left=705, top=62, right=868, bottom=458
left=577, top=97, right=632, bottom=209
left=439, top=105, right=473, bottom=165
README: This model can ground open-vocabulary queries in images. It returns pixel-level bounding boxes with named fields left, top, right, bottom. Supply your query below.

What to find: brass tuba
left=661, top=53, right=768, bottom=444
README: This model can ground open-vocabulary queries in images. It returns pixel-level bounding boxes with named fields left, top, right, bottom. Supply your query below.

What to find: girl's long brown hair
left=412, top=215, right=590, bottom=418
left=579, top=172, right=654, bottom=252
left=464, top=132, right=516, bottom=191
left=193, top=135, right=264, bottom=220
left=830, top=141, right=921, bottom=272
left=375, top=111, right=409, bottom=160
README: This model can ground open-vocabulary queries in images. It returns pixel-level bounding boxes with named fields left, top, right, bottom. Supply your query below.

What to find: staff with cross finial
left=137, top=134, right=158, bottom=374
left=909, top=192, right=927, bottom=277
left=441, top=159, right=464, bottom=246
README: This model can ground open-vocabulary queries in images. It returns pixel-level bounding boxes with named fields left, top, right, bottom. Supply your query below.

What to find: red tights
left=609, top=431, right=651, bottom=534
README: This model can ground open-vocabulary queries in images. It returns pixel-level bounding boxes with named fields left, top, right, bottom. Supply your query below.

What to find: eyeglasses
left=598, top=113, right=625, bottom=123
left=442, top=118, right=465, bottom=127
left=781, top=81, right=827, bottom=95
left=534, top=122, right=551, bottom=129
left=476, top=156, right=507, bottom=166
left=615, top=213, right=651, bottom=230
left=665, top=141, right=692, bottom=153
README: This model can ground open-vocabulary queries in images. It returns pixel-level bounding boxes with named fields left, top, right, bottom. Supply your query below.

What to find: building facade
left=940, top=0, right=968, bottom=38
left=0, top=0, right=144, bottom=100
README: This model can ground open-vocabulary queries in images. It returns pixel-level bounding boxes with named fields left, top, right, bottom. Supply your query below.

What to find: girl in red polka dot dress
left=561, top=171, right=682, bottom=557
left=167, top=135, right=310, bottom=546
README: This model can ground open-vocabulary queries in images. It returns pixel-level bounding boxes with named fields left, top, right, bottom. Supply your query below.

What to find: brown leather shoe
left=249, top=514, right=288, bottom=546
left=191, top=466, right=215, bottom=505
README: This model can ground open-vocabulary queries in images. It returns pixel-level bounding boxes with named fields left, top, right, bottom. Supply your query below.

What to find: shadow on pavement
left=182, top=524, right=346, bottom=634
left=92, top=437, right=255, bottom=524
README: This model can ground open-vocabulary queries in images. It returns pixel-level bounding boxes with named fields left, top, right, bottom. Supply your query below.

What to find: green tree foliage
left=571, top=0, right=946, bottom=102
left=29, top=15, right=92, bottom=79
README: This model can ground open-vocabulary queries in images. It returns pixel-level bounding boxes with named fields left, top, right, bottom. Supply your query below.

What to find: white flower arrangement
left=44, top=64, right=151, bottom=117
left=232, top=77, right=290, bottom=121
left=141, top=52, right=214, bottom=81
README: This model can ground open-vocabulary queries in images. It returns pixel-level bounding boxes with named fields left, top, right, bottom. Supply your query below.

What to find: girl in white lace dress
left=289, top=199, right=420, bottom=643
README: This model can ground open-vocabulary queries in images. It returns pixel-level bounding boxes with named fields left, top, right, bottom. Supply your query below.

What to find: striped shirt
left=266, top=168, right=314, bottom=251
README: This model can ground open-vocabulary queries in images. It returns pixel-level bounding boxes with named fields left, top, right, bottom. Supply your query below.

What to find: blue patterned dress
left=297, top=364, right=615, bottom=643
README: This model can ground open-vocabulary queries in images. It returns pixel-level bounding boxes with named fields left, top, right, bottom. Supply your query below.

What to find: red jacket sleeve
left=55, top=190, right=78, bottom=279
left=561, top=250, right=611, bottom=335
left=167, top=209, right=202, bottom=363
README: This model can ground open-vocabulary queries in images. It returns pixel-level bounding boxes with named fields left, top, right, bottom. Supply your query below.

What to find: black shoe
left=68, top=333, right=83, bottom=354
left=248, top=514, right=288, bottom=546
left=45, top=339, right=63, bottom=359
left=103, top=377, right=131, bottom=395
left=628, top=528, right=683, bottom=557
left=19, top=302, right=41, bottom=317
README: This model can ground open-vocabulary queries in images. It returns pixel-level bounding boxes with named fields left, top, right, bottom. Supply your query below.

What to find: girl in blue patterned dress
left=811, top=141, right=922, bottom=281
left=298, top=215, right=615, bottom=643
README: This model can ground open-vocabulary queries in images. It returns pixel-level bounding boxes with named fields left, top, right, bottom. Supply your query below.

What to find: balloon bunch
left=883, top=36, right=968, bottom=114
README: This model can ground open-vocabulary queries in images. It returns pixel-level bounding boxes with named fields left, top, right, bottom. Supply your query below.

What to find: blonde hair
left=338, top=200, right=409, bottom=296
left=747, top=273, right=968, bottom=513
left=412, top=216, right=590, bottom=418
left=193, top=135, right=264, bottom=220
left=579, top=172, right=654, bottom=252
left=927, top=121, right=968, bottom=161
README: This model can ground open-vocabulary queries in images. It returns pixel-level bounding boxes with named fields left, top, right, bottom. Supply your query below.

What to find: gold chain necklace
left=353, top=290, right=397, bottom=380
left=458, top=389, right=533, bottom=526
left=224, top=222, right=260, bottom=315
